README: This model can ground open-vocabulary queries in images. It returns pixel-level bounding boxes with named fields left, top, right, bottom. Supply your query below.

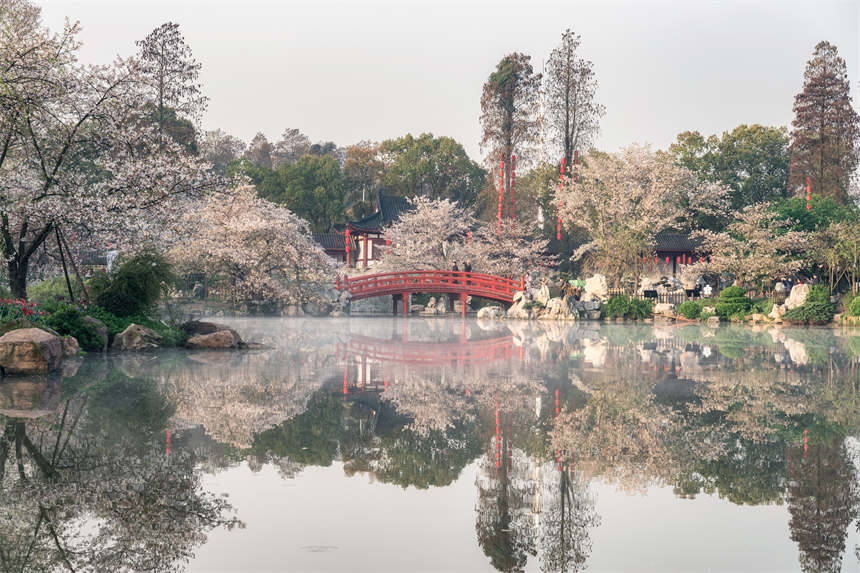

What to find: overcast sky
left=38, top=0, right=859, bottom=163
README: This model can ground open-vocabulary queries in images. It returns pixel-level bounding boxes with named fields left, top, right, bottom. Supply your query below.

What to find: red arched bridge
left=336, top=270, right=524, bottom=316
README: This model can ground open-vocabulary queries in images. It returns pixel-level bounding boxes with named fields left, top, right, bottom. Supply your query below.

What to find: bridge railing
left=337, top=270, right=524, bottom=301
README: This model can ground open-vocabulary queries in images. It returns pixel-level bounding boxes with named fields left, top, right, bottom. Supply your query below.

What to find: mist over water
left=2, top=317, right=859, bottom=572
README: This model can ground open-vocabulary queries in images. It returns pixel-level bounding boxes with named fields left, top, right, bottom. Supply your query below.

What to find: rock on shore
left=0, top=328, right=63, bottom=375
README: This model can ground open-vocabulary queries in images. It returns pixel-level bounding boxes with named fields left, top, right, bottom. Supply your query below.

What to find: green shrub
left=46, top=306, right=106, bottom=351
left=85, top=305, right=130, bottom=336
left=751, top=298, right=774, bottom=316
left=783, top=301, right=836, bottom=324
left=603, top=295, right=652, bottom=319
left=603, top=295, right=631, bottom=319
left=84, top=305, right=186, bottom=347
left=627, top=298, right=654, bottom=320
left=849, top=296, right=860, bottom=317
left=678, top=300, right=704, bottom=320
left=805, top=285, right=829, bottom=305
left=719, top=286, right=746, bottom=299
left=715, top=286, right=752, bottom=320
left=89, top=249, right=177, bottom=317
left=29, top=276, right=84, bottom=308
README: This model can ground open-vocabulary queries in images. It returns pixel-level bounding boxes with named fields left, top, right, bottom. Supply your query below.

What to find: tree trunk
left=7, top=256, right=28, bottom=300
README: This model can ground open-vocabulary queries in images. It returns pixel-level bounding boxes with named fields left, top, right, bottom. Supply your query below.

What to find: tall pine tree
left=789, top=41, right=860, bottom=204
left=479, top=53, right=541, bottom=216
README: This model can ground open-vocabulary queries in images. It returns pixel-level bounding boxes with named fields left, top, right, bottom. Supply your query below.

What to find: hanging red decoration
left=344, top=228, right=351, bottom=266
left=557, top=157, right=566, bottom=241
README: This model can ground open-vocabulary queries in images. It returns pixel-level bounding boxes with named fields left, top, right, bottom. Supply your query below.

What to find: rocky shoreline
left=0, top=320, right=260, bottom=378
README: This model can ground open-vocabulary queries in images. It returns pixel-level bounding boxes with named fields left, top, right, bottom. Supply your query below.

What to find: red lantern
left=345, top=228, right=351, bottom=265
left=665, top=256, right=669, bottom=264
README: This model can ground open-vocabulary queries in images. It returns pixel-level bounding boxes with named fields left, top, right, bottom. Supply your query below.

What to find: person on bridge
left=464, top=261, right=472, bottom=286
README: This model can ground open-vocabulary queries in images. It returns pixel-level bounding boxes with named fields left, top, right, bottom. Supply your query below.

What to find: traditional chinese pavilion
left=340, top=190, right=412, bottom=268
left=653, top=232, right=702, bottom=276
left=312, top=232, right=357, bottom=264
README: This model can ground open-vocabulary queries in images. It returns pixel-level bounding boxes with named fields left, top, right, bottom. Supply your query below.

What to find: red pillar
left=402, top=292, right=409, bottom=316
left=510, top=154, right=516, bottom=219
left=497, top=155, right=505, bottom=235
left=460, top=293, right=467, bottom=318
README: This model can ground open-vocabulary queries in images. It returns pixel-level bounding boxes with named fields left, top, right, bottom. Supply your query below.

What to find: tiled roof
left=313, top=232, right=355, bottom=251
left=349, top=189, right=413, bottom=230
left=654, top=232, right=700, bottom=253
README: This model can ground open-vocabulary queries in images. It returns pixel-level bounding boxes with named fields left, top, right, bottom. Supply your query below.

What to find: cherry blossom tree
left=692, top=203, right=809, bottom=288
left=381, top=196, right=552, bottom=279
left=464, top=219, right=554, bottom=279
left=380, top=196, right=475, bottom=271
left=0, top=1, right=225, bottom=299
left=172, top=186, right=340, bottom=305
left=555, top=145, right=729, bottom=287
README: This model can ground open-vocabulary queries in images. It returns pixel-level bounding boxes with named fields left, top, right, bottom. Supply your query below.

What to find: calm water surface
left=2, top=317, right=860, bottom=572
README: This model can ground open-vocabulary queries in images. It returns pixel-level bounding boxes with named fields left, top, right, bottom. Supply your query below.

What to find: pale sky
left=38, top=0, right=860, bottom=163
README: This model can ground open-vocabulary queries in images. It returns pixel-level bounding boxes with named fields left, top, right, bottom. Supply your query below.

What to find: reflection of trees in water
left=786, top=439, right=859, bottom=573
left=118, top=346, right=333, bottom=450
left=475, top=448, right=537, bottom=573
left=0, top=364, right=240, bottom=572
left=248, top=388, right=483, bottom=489
left=538, top=464, right=599, bottom=573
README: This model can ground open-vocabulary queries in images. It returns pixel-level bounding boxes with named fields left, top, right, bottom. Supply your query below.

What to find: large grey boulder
left=583, top=275, right=608, bottom=302
left=186, top=330, right=242, bottom=349
left=653, top=303, right=675, bottom=317
left=61, top=336, right=80, bottom=357
left=113, top=324, right=162, bottom=351
left=180, top=320, right=247, bottom=349
left=180, top=321, right=242, bottom=340
left=302, top=301, right=333, bottom=317
left=785, top=284, right=810, bottom=310
left=534, top=284, right=551, bottom=306
left=769, top=304, right=786, bottom=323
left=0, top=328, right=63, bottom=375
left=477, top=305, right=505, bottom=320
left=539, top=297, right=577, bottom=320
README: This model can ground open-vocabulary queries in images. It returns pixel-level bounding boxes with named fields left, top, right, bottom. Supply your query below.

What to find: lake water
left=2, top=317, right=859, bottom=572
